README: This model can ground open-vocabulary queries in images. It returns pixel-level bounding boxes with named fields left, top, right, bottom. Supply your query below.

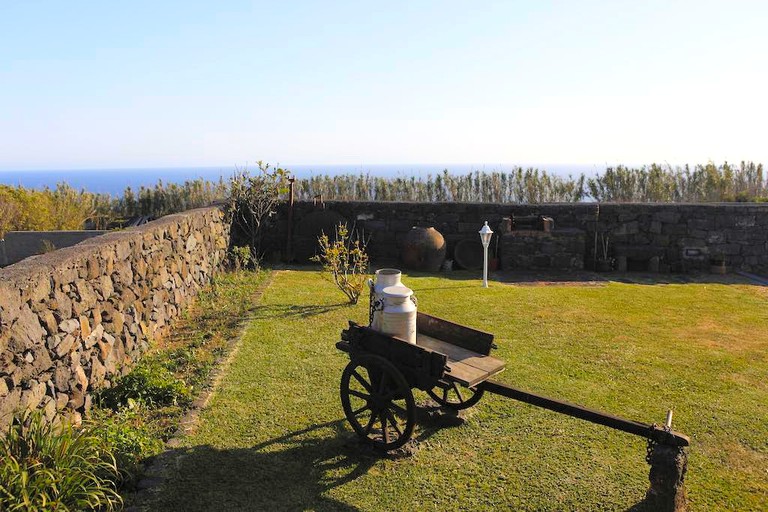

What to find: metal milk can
left=380, top=285, right=417, bottom=344
left=368, top=268, right=403, bottom=330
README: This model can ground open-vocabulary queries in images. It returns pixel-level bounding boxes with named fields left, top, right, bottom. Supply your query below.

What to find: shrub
left=312, top=223, right=369, bottom=304
left=89, top=406, right=164, bottom=487
left=225, top=162, right=290, bottom=261
left=96, top=361, right=191, bottom=410
left=229, top=245, right=254, bottom=270
left=0, top=410, right=122, bottom=511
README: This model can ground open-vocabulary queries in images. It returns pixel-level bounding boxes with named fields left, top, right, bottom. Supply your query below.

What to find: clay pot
left=401, top=226, right=446, bottom=272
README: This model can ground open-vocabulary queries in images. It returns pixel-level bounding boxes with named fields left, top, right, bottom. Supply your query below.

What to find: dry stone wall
left=269, top=201, right=768, bottom=273
left=0, top=207, right=229, bottom=430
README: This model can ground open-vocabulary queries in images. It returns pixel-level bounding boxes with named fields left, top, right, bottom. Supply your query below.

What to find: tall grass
left=297, top=162, right=765, bottom=203
left=297, top=168, right=586, bottom=203
left=586, top=161, right=765, bottom=203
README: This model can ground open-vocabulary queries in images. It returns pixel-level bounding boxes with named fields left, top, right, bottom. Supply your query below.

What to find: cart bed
left=416, top=333, right=505, bottom=387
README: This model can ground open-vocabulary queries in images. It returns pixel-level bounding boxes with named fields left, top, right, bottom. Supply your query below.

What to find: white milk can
left=380, top=285, right=417, bottom=344
left=368, top=268, right=403, bottom=330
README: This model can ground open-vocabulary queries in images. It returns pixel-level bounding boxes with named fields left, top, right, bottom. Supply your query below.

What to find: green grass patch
left=150, top=270, right=768, bottom=511
left=96, top=270, right=269, bottom=495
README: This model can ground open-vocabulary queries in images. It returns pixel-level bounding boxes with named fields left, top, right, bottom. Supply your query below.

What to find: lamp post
left=479, top=221, right=493, bottom=288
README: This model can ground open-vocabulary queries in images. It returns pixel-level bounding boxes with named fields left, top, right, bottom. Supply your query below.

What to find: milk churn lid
left=382, top=285, right=413, bottom=299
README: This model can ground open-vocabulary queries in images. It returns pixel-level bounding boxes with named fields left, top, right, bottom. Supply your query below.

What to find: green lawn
left=148, top=270, right=767, bottom=511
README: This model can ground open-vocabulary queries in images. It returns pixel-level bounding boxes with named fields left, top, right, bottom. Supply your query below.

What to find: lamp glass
left=479, top=221, right=493, bottom=247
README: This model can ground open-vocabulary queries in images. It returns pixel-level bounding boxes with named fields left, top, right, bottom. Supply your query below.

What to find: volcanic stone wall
left=0, top=207, right=229, bottom=430
left=271, top=201, right=768, bottom=273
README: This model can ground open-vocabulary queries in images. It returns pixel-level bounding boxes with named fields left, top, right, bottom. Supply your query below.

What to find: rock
left=59, top=318, right=80, bottom=334
left=79, top=315, right=91, bottom=339
left=0, top=387, right=22, bottom=428
left=68, top=388, right=86, bottom=410
left=185, top=234, right=198, bottom=251
left=99, top=274, right=114, bottom=299
left=91, top=306, right=102, bottom=326
left=28, top=274, right=52, bottom=303
left=55, top=334, right=76, bottom=357
left=89, top=356, right=106, bottom=388
left=20, top=380, right=47, bottom=411
left=54, top=365, right=71, bottom=392
left=86, top=256, right=100, bottom=280
left=9, top=304, right=46, bottom=350
left=53, top=289, right=73, bottom=319
left=56, top=391, right=69, bottom=410
left=73, top=280, right=98, bottom=315
left=40, top=310, right=59, bottom=335
left=74, top=364, right=88, bottom=392
left=41, top=395, right=57, bottom=421
left=84, top=324, right=104, bottom=349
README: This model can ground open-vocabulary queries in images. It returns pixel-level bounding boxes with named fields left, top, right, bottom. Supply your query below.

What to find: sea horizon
left=0, top=163, right=612, bottom=196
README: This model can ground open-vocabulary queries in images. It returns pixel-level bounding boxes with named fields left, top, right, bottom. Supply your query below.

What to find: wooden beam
left=481, top=380, right=690, bottom=447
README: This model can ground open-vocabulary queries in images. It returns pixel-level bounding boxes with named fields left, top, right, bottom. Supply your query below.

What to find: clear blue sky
left=1, top=0, right=766, bottom=170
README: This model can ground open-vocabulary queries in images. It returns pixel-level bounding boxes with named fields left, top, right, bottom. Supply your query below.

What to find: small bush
left=229, top=245, right=254, bottom=270
left=90, top=406, right=164, bottom=487
left=0, top=410, right=122, bottom=511
left=96, top=361, right=191, bottom=410
left=312, top=223, right=369, bottom=304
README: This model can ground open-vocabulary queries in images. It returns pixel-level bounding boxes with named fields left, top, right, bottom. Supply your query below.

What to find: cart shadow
left=147, top=409, right=467, bottom=511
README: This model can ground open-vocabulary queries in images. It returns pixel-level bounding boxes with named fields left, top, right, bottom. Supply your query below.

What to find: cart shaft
left=481, top=380, right=690, bottom=447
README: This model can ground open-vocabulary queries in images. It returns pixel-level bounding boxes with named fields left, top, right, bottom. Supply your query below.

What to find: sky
left=1, top=0, right=767, bottom=171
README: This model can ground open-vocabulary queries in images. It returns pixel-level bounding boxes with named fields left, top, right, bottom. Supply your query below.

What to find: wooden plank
left=443, top=359, right=502, bottom=387
left=481, top=380, right=690, bottom=447
left=341, top=322, right=448, bottom=390
left=416, top=333, right=506, bottom=375
left=417, top=312, right=495, bottom=355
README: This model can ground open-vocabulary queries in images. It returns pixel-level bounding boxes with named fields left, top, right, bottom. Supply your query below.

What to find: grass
left=90, top=270, right=269, bottom=500
left=148, top=270, right=767, bottom=511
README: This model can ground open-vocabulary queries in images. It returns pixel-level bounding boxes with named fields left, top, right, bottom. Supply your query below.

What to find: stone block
left=10, top=304, right=46, bottom=350
left=655, top=211, right=681, bottom=224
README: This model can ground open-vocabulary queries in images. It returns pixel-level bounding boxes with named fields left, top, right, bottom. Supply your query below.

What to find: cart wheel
left=340, top=354, right=415, bottom=451
left=427, top=380, right=484, bottom=410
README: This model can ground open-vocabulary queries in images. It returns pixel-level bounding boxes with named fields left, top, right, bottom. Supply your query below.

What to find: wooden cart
left=336, top=312, right=689, bottom=452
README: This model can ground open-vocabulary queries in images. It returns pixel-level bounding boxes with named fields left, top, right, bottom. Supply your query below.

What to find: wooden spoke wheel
left=427, top=380, right=484, bottom=410
left=340, top=354, right=416, bottom=451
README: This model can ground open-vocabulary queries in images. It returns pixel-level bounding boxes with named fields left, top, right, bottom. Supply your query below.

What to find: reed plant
left=296, top=168, right=586, bottom=203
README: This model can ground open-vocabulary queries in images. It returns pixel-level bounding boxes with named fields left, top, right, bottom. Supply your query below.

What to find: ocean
left=0, top=163, right=603, bottom=196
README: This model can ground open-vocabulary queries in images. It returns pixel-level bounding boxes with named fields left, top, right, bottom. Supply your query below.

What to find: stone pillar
left=645, top=443, right=688, bottom=512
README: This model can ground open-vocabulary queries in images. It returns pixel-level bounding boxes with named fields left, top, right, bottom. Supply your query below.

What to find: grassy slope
left=150, top=270, right=767, bottom=511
